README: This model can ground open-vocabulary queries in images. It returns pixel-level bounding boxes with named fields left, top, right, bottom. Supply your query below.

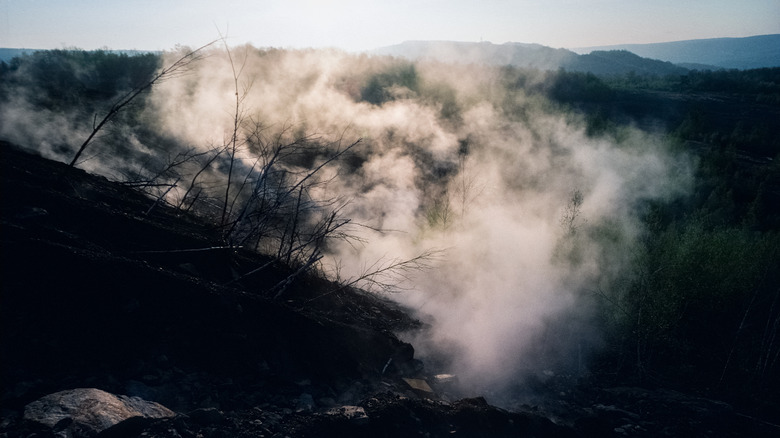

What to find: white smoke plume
left=1, top=45, right=693, bottom=405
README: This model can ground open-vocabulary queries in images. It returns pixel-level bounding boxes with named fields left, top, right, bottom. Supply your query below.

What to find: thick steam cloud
left=1, top=46, right=693, bottom=405
left=149, top=47, right=692, bottom=403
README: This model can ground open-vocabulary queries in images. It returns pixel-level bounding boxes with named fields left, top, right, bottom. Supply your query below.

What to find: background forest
left=1, top=47, right=778, bottom=418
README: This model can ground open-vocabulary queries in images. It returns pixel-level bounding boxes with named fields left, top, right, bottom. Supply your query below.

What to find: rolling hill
left=571, top=34, right=780, bottom=70
left=372, top=40, right=688, bottom=76
left=373, top=34, right=780, bottom=74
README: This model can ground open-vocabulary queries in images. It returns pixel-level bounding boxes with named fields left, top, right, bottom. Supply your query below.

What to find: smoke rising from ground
left=1, top=46, right=692, bottom=405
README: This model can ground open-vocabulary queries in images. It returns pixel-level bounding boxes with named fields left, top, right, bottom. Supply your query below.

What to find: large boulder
left=23, top=388, right=175, bottom=437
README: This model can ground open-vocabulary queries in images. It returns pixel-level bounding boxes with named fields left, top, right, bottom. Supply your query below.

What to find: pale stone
left=24, top=388, right=174, bottom=437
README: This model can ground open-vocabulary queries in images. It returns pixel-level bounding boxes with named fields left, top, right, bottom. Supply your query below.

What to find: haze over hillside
left=571, top=34, right=780, bottom=69
left=373, top=34, right=779, bottom=72
left=373, top=41, right=689, bottom=76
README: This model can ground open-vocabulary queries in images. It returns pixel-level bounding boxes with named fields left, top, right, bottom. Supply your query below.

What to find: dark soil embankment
left=2, top=142, right=778, bottom=437
left=0, top=143, right=575, bottom=436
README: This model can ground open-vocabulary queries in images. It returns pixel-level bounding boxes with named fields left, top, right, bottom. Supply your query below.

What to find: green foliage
left=565, top=66, right=780, bottom=403
left=600, top=213, right=780, bottom=397
left=541, top=67, right=780, bottom=160
left=424, top=191, right=454, bottom=231
left=548, top=71, right=615, bottom=103
left=360, top=62, right=419, bottom=105
left=419, top=80, right=461, bottom=121
left=647, top=220, right=770, bottom=315
left=0, top=50, right=160, bottom=112
left=679, top=68, right=780, bottom=97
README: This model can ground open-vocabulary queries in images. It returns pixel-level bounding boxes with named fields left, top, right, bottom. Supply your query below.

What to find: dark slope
left=2, top=143, right=777, bottom=437
left=572, top=50, right=688, bottom=76
left=0, top=143, right=581, bottom=437
left=0, top=141, right=422, bottom=394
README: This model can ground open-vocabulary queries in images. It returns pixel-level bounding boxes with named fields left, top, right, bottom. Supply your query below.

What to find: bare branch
left=68, top=40, right=219, bottom=168
left=309, top=249, right=444, bottom=302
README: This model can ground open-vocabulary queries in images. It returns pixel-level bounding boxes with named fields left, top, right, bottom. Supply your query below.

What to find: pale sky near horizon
left=1, top=0, right=779, bottom=52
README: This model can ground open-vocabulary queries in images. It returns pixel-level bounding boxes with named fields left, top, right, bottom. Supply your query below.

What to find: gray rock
left=23, top=388, right=175, bottom=437
left=325, top=405, right=369, bottom=425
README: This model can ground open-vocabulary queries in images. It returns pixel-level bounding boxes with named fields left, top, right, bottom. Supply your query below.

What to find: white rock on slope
left=24, top=387, right=175, bottom=437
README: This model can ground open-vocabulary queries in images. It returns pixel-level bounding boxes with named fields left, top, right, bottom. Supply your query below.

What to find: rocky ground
left=1, top=142, right=778, bottom=437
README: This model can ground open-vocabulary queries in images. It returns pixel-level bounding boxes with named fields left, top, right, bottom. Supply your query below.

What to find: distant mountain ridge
left=372, top=40, right=688, bottom=76
left=571, top=34, right=780, bottom=70
left=4, top=34, right=777, bottom=72
left=373, top=35, right=780, bottom=74
left=373, top=41, right=572, bottom=70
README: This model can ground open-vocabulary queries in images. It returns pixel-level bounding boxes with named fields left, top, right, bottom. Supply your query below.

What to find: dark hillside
left=0, top=143, right=419, bottom=433
left=0, top=140, right=422, bottom=384
left=541, top=68, right=780, bottom=230
left=0, top=142, right=593, bottom=437
left=3, top=144, right=778, bottom=437
left=566, top=50, right=689, bottom=76
left=543, top=67, right=780, bottom=419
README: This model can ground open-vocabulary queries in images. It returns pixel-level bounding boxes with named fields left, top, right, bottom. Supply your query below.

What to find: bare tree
left=219, top=39, right=252, bottom=226
left=307, top=248, right=444, bottom=303
left=560, top=189, right=585, bottom=235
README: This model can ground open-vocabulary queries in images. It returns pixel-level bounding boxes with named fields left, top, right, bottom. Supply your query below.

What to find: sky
left=1, top=0, right=779, bottom=52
